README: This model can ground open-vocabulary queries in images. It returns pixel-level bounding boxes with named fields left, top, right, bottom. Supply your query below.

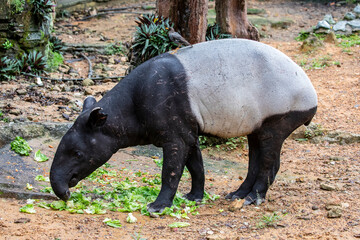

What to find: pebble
left=84, top=88, right=94, bottom=96
left=344, top=12, right=356, bottom=21
left=82, top=78, right=95, bottom=86
left=16, top=89, right=27, bottom=95
left=312, top=205, right=319, bottom=210
left=320, top=183, right=336, bottom=191
left=74, top=92, right=82, bottom=98
left=9, top=109, right=22, bottom=116
left=52, top=86, right=61, bottom=92
left=327, top=207, right=342, bottom=218
left=228, top=199, right=245, bottom=212
left=36, top=77, right=43, bottom=87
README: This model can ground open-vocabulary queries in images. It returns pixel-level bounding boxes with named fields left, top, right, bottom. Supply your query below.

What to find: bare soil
left=1, top=0, right=360, bottom=239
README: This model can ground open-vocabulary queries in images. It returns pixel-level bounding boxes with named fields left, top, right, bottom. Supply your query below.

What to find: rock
left=324, top=32, right=337, bottom=44
left=270, top=18, right=294, bottom=29
left=344, top=12, right=356, bottom=21
left=228, top=199, right=245, bottom=212
left=323, top=14, right=336, bottom=25
left=333, top=21, right=348, bottom=32
left=325, top=202, right=341, bottom=210
left=74, top=93, right=82, bottom=98
left=327, top=207, right=342, bottom=218
left=320, top=183, right=336, bottom=191
left=62, top=113, right=70, bottom=121
left=14, top=218, right=31, bottom=223
left=108, top=57, right=115, bottom=64
left=61, top=86, right=71, bottom=92
left=348, top=19, right=360, bottom=31
left=82, top=78, right=95, bottom=86
left=120, top=57, right=127, bottom=62
left=312, top=205, right=319, bottom=210
left=354, top=5, right=360, bottom=17
left=84, top=88, right=93, bottom=96
left=16, top=89, right=27, bottom=95
left=301, top=34, right=323, bottom=52
left=207, top=235, right=225, bottom=240
left=207, top=230, right=214, bottom=235
left=9, top=109, right=22, bottom=116
left=341, top=202, right=349, bottom=208
left=315, top=20, right=331, bottom=30
left=329, top=156, right=344, bottom=161
left=52, top=86, right=61, bottom=92
left=36, top=77, right=43, bottom=87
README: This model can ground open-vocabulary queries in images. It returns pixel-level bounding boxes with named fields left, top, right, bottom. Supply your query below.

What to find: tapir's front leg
left=147, top=140, right=188, bottom=213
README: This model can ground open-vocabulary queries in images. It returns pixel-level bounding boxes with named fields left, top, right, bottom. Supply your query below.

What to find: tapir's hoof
left=184, top=193, right=203, bottom=202
left=147, top=202, right=170, bottom=214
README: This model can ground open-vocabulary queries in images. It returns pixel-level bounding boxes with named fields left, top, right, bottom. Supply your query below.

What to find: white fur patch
left=174, top=39, right=317, bottom=138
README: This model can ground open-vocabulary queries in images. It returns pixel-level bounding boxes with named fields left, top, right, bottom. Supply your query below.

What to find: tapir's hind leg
left=227, top=107, right=317, bottom=205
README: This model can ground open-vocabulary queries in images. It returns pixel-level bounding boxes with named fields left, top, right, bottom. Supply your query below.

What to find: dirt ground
left=0, top=0, right=360, bottom=239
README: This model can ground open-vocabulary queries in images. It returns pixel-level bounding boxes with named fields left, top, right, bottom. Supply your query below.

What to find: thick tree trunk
left=157, top=0, right=208, bottom=44
left=215, top=0, right=259, bottom=41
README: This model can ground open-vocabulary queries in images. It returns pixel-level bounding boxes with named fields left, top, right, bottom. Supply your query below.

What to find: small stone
left=103, top=78, right=112, bottom=83
left=84, top=88, right=93, bottom=96
left=52, top=86, right=61, bottom=92
left=36, top=77, right=44, bottom=87
left=301, top=34, right=323, bottom=52
left=327, top=207, right=342, bottom=218
left=120, top=57, right=127, bottom=62
left=228, top=199, right=245, bottom=212
left=9, top=109, right=22, bottom=116
left=296, top=177, right=305, bottom=183
left=329, top=156, right=344, bottom=161
left=108, top=57, right=115, bottom=64
left=62, top=113, right=70, bottom=120
left=82, top=78, right=95, bottom=86
left=320, top=183, right=336, bottom=191
left=16, top=89, right=27, bottom=95
left=74, top=92, right=82, bottom=98
left=207, top=235, right=225, bottom=240
left=207, top=230, right=214, bottom=235
left=341, top=202, right=349, bottom=208
left=312, top=205, right=319, bottom=210
left=61, top=86, right=71, bottom=92
left=14, top=218, right=31, bottom=223
left=344, top=12, right=356, bottom=21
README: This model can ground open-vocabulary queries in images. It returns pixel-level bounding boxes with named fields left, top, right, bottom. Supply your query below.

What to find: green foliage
left=337, top=34, right=360, bottom=48
left=105, top=42, right=125, bottom=55
left=19, top=50, right=47, bottom=74
left=20, top=204, right=36, bottom=214
left=34, top=150, right=49, bottom=162
left=298, top=55, right=339, bottom=70
left=168, top=222, right=190, bottom=228
left=2, top=39, right=13, bottom=50
left=10, top=136, right=32, bottom=156
left=206, top=23, right=232, bottom=41
left=103, top=218, right=122, bottom=228
left=130, top=14, right=177, bottom=68
left=47, top=51, right=64, bottom=71
left=257, top=212, right=285, bottom=229
left=10, top=0, right=25, bottom=14
left=304, top=124, right=325, bottom=139
left=295, top=31, right=326, bottom=42
left=49, top=36, right=64, bottom=53
left=199, top=136, right=247, bottom=151
left=31, top=0, right=55, bottom=22
left=0, top=56, right=19, bottom=80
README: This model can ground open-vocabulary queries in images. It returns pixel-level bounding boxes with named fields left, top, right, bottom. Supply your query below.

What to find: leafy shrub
left=47, top=51, right=64, bottom=71
left=31, top=0, right=55, bottom=22
left=206, top=23, right=232, bottom=41
left=19, top=50, right=47, bottom=74
left=129, top=14, right=177, bottom=69
left=49, top=36, right=64, bottom=53
left=0, top=56, right=19, bottom=80
left=105, top=41, right=124, bottom=55
left=199, top=136, right=247, bottom=151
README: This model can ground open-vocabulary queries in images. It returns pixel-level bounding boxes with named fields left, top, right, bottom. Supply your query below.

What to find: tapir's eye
left=75, top=151, right=83, bottom=159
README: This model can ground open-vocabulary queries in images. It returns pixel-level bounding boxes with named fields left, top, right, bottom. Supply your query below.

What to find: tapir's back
left=173, top=39, right=317, bottom=138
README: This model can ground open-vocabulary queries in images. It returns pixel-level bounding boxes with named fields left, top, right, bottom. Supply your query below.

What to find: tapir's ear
left=82, top=96, right=97, bottom=112
left=87, top=107, right=107, bottom=128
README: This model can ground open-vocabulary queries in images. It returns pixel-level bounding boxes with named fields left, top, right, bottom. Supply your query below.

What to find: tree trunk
left=157, top=0, right=208, bottom=44
left=215, top=0, right=259, bottom=41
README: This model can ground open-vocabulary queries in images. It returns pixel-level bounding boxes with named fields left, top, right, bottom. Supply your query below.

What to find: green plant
left=47, top=51, right=64, bottom=71
left=295, top=32, right=326, bottom=42
left=257, top=212, right=285, bottom=229
left=206, top=23, right=232, bottom=41
left=129, top=14, right=177, bottom=68
left=0, top=56, right=19, bottom=80
left=2, top=39, right=13, bottom=50
left=199, top=136, right=247, bottom=151
left=10, top=0, right=25, bottom=14
left=337, top=34, right=360, bottom=49
left=19, top=50, right=47, bottom=74
left=49, top=36, right=64, bottom=53
left=304, top=124, right=324, bottom=139
left=105, top=42, right=124, bottom=55
left=11, top=136, right=32, bottom=156
left=31, top=0, right=55, bottom=22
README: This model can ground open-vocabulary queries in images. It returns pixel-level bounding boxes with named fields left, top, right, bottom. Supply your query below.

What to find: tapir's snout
left=50, top=173, right=71, bottom=201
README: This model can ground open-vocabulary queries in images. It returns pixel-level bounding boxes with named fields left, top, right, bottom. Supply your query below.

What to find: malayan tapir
left=50, top=39, right=317, bottom=213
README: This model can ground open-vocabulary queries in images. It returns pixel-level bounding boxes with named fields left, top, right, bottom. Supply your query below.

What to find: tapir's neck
left=96, top=76, right=148, bottom=150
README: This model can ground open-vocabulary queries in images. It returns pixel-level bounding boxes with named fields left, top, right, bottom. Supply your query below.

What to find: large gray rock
left=354, top=5, right=360, bottom=17
left=316, top=20, right=331, bottom=29
left=348, top=19, right=360, bottom=31
left=344, top=12, right=356, bottom=21
left=333, top=21, right=353, bottom=35
left=323, top=14, right=336, bottom=25
left=0, top=122, right=72, bottom=147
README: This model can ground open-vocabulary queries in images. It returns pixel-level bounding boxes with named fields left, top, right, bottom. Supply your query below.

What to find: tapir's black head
left=50, top=96, right=114, bottom=201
